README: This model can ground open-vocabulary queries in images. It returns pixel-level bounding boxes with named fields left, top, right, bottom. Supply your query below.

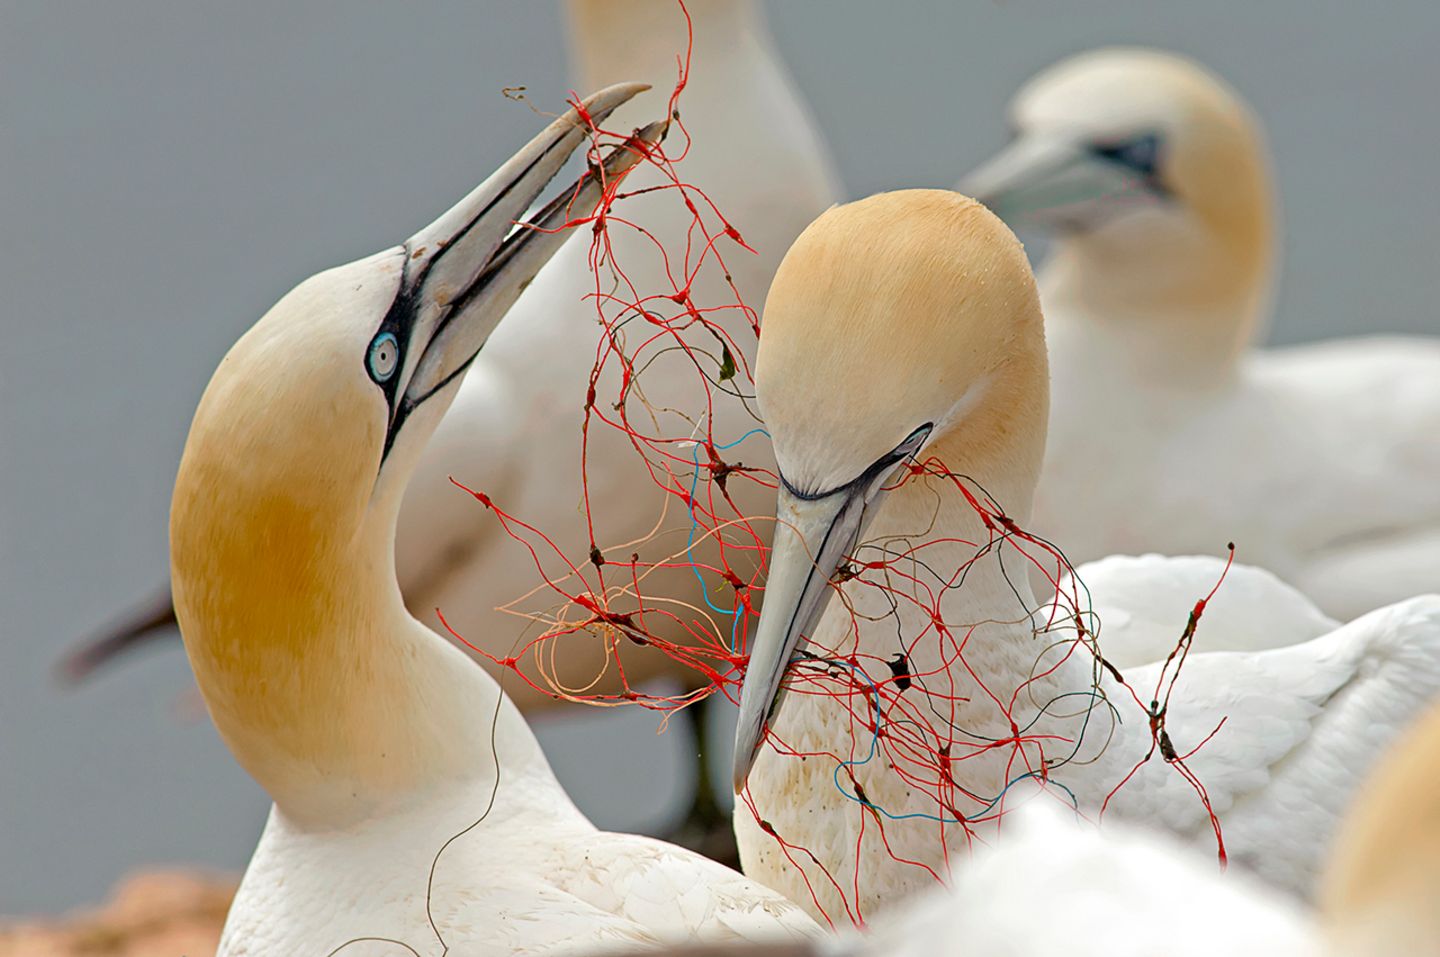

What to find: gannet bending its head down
left=728, top=190, right=1440, bottom=920
left=170, top=85, right=817, bottom=955
left=960, top=48, right=1440, bottom=628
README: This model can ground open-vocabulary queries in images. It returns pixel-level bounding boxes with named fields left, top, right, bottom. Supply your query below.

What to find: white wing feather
left=1072, top=553, right=1339, bottom=667
left=1102, top=595, right=1440, bottom=895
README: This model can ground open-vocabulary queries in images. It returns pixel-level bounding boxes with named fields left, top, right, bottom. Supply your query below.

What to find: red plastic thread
left=438, top=0, right=1233, bottom=925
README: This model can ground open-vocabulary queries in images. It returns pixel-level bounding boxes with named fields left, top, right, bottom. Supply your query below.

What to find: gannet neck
left=923, top=346, right=1049, bottom=531
left=1041, top=205, right=1272, bottom=382
left=567, top=0, right=762, bottom=89
left=1322, top=701, right=1440, bottom=952
left=169, top=262, right=549, bottom=829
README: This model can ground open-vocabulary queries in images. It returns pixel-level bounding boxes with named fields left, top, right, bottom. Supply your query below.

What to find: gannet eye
left=1090, top=133, right=1163, bottom=179
left=863, top=424, right=933, bottom=502
left=367, top=331, right=400, bottom=383
left=892, top=424, right=932, bottom=461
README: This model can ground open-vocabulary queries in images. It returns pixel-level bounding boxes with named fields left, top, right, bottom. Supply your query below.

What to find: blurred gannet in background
left=1321, top=697, right=1440, bottom=953
left=959, top=48, right=1440, bottom=626
left=727, top=191, right=1440, bottom=920
left=171, top=86, right=816, bottom=955
left=67, top=0, right=841, bottom=704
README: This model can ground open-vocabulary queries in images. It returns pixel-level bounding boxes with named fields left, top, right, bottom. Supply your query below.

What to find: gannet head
left=961, top=48, right=1271, bottom=254
left=732, top=190, right=1048, bottom=790
left=169, top=83, right=659, bottom=806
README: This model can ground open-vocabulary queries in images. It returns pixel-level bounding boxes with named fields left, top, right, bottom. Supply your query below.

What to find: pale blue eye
left=368, top=331, right=399, bottom=383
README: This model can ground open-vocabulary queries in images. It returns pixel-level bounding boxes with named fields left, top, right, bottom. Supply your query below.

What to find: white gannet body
left=960, top=48, right=1440, bottom=627
left=585, top=710, right=1440, bottom=957
left=172, top=87, right=816, bottom=955
left=726, top=191, right=1440, bottom=920
left=69, top=0, right=841, bottom=711
left=610, top=803, right=1322, bottom=957
left=1071, top=554, right=1339, bottom=668
left=835, top=803, right=1320, bottom=957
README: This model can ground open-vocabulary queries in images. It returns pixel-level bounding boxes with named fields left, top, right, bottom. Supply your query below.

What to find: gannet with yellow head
left=960, top=47, right=1440, bottom=627
left=170, top=84, right=816, bottom=955
left=729, top=190, right=1440, bottom=919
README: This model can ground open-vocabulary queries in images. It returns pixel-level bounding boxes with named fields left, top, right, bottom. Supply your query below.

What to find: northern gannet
left=727, top=190, right=1440, bottom=919
left=959, top=47, right=1440, bottom=625
left=66, top=0, right=842, bottom=708
left=172, top=85, right=816, bottom=955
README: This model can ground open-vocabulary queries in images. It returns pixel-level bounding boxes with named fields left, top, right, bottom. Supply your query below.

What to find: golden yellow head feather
left=757, top=190, right=1048, bottom=509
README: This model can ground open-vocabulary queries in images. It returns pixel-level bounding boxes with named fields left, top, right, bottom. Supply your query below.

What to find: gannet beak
left=384, top=81, right=664, bottom=451
left=732, top=484, right=871, bottom=791
left=960, top=133, right=1162, bottom=231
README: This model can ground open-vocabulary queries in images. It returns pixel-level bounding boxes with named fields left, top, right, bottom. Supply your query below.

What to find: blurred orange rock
left=0, top=869, right=236, bottom=957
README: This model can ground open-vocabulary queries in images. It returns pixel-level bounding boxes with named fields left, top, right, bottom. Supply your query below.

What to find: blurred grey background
left=3, top=0, right=1438, bottom=914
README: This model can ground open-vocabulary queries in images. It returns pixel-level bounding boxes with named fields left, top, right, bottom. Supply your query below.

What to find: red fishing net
left=440, top=0, right=1230, bottom=927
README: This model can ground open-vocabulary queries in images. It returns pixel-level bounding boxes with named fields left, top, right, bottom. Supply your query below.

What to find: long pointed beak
left=732, top=484, right=872, bottom=791
left=959, top=134, right=1142, bottom=231
left=57, top=86, right=663, bottom=681
left=393, top=82, right=664, bottom=424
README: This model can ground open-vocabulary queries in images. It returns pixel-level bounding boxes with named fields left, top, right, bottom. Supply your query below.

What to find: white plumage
left=622, top=697, right=1440, bottom=957
left=609, top=802, right=1322, bottom=957
left=830, top=802, right=1321, bottom=957
left=961, top=48, right=1440, bottom=624
left=230, top=787, right=814, bottom=956
left=1071, top=554, right=1338, bottom=668
left=1098, top=594, right=1440, bottom=895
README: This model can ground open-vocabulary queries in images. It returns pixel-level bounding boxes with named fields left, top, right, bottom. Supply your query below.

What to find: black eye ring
left=782, top=423, right=934, bottom=503
left=367, top=331, right=400, bottom=383
left=1090, top=133, right=1163, bottom=179
left=891, top=424, right=932, bottom=462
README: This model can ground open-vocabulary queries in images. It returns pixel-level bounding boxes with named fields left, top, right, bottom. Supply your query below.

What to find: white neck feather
left=1039, top=216, right=1271, bottom=388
